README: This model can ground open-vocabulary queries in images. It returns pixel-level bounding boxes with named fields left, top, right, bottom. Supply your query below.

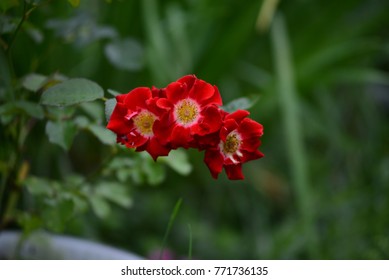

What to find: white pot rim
left=0, top=230, right=143, bottom=260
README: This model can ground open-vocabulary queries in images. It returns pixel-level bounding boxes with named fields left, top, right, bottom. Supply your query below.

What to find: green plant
left=0, top=0, right=194, bottom=237
left=1, top=0, right=389, bottom=260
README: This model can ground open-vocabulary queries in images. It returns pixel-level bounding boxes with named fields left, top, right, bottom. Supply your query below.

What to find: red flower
left=204, top=110, right=264, bottom=180
left=154, top=75, right=223, bottom=149
left=106, top=74, right=265, bottom=180
left=106, top=87, right=170, bottom=160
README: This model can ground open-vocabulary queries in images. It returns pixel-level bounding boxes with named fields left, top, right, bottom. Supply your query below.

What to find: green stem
left=270, top=13, right=318, bottom=258
left=6, top=0, right=51, bottom=53
left=3, top=190, right=19, bottom=225
left=6, top=1, right=28, bottom=54
left=0, top=148, right=17, bottom=230
left=6, top=1, right=36, bottom=99
left=159, top=198, right=183, bottom=259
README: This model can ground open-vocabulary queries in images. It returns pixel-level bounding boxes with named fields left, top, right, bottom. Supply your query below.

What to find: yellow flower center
left=222, top=132, right=241, bottom=155
left=174, top=99, right=199, bottom=126
left=133, top=110, right=156, bottom=136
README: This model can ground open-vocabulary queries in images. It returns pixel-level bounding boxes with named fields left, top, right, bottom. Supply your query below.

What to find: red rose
left=153, top=75, right=223, bottom=149
left=204, top=109, right=264, bottom=180
left=106, top=87, right=170, bottom=160
left=106, top=75, right=264, bottom=180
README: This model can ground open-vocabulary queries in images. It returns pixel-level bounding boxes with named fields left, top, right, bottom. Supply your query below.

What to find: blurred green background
left=1, top=0, right=389, bottom=259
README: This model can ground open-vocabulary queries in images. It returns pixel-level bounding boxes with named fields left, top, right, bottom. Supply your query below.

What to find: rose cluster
left=106, top=75, right=264, bottom=180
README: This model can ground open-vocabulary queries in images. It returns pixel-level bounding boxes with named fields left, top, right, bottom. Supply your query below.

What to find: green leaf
left=17, top=213, right=43, bottom=235
left=67, top=0, right=80, bottom=7
left=109, top=157, right=135, bottom=169
left=69, top=195, right=89, bottom=213
left=46, top=106, right=76, bottom=122
left=105, top=97, right=116, bottom=122
left=104, top=38, right=144, bottom=71
left=159, top=149, right=192, bottom=175
left=142, top=155, right=165, bottom=185
left=0, top=101, right=44, bottom=120
left=43, top=199, right=74, bottom=232
left=24, top=176, right=53, bottom=196
left=45, top=120, right=78, bottom=150
left=15, top=101, right=44, bottom=119
left=90, top=196, right=111, bottom=218
left=22, top=73, right=47, bottom=92
left=95, top=182, right=132, bottom=208
left=107, top=88, right=121, bottom=96
left=116, top=169, right=130, bottom=182
left=80, top=101, right=104, bottom=121
left=222, top=95, right=260, bottom=113
left=74, top=115, right=90, bottom=128
left=40, top=78, right=104, bottom=107
left=88, top=124, right=116, bottom=145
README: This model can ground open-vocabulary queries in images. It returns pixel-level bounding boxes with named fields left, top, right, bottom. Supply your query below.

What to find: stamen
left=221, top=131, right=241, bottom=156
left=174, top=99, right=200, bottom=126
left=133, top=110, right=156, bottom=136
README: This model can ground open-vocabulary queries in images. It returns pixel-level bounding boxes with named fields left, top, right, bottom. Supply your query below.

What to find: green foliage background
left=1, top=0, right=389, bottom=259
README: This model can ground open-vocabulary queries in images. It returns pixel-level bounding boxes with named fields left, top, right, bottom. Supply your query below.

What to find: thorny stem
left=0, top=119, right=27, bottom=230
left=5, top=1, right=34, bottom=99
left=5, top=0, right=51, bottom=83
left=0, top=0, right=52, bottom=231
left=6, top=1, right=29, bottom=54
left=0, top=155, right=17, bottom=230
left=7, top=0, right=54, bottom=52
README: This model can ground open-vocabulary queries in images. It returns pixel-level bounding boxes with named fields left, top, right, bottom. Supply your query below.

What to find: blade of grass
left=270, top=13, right=318, bottom=258
left=256, top=0, right=279, bottom=32
left=159, top=197, right=183, bottom=259
left=141, top=0, right=173, bottom=85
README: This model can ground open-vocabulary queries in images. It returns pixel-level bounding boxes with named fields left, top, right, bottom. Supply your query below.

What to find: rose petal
left=240, top=137, right=261, bottom=152
left=194, top=131, right=220, bottom=151
left=239, top=118, right=264, bottom=139
left=206, top=86, right=223, bottom=106
left=226, top=110, right=250, bottom=123
left=156, top=98, right=172, bottom=110
left=224, top=164, right=244, bottom=180
left=166, top=81, right=188, bottom=103
left=124, top=132, right=148, bottom=148
left=151, top=86, right=166, bottom=98
left=189, top=79, right=216, bottom=105
left=170, top=125, right=193, bottom=149
left=124, top=87, right=152, bottom=110
left=220, top=119, right=238, bottom=141
left=241, top=149, right=264, bottom=162
left=116, top=93, right=127, bottom=103
left=176, top=74, right=196, bottom=88
left=145, top=137, right=171, bottom=160
left=106, top=103, right=132, bottom=135
left=204, top=149, right=224, bottom=179
left=153, top=116, right=172, bottom=146
left=192, top=106, right=223, bottom=136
